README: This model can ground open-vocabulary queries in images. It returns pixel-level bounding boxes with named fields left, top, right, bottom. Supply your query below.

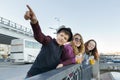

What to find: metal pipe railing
left=25, top=64, right=92, bottom=80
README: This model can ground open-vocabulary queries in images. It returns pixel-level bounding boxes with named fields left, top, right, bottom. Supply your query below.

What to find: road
left=0, top=62, right=32, bottom=80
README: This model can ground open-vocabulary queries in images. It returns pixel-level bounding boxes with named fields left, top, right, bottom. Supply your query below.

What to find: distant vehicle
left=10, top=39, right=41, bottom=63
left=112, top=59, right=120, bottom=63
left=102, top=58, right=114, bottom=63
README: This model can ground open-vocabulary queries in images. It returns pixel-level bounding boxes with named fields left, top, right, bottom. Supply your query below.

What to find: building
left=0, top=44, right=10, bottom=59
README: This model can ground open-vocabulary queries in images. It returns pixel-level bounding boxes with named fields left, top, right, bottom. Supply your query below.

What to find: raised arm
left=24, top=5, right=52, bottom=44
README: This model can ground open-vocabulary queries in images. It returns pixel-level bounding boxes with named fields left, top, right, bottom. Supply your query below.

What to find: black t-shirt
left=27, top=39, right=63, bottom=77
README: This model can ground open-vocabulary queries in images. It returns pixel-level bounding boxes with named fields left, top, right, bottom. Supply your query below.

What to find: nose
left=60, top=36, right=64, bottom=42
left=90, top=45, right=94, bottom=50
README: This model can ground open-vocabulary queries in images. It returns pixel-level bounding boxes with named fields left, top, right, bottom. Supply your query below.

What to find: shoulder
left=64, top=44, right=72, bottom=49
left=63, top=44, right=73, bottom=53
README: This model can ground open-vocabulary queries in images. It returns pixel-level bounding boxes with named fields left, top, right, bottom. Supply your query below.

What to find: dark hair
left=84, top=39, right=99, bottom=60
left=57, top=25, right=73, bottom=41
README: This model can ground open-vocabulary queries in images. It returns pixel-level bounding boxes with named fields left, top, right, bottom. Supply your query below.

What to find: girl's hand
left=89, top=58, right=96, bottom=65
left=75, top=55, right=83, bottom=64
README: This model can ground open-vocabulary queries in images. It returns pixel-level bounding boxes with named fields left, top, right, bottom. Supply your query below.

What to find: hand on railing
left=56, top=64, right=63, bottom=68
left=24, top=5, right=38, bottom=24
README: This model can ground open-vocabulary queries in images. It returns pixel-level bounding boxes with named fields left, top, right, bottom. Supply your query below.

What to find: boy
left=24, top=5, right=73, bottom=78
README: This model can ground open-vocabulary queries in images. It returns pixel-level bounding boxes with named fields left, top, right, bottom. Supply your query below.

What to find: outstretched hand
left=24, top=5, right=37, bottom=24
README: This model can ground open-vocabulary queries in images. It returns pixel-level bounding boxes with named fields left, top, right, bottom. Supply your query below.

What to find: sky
left=0, top=0, right=120, bottom=53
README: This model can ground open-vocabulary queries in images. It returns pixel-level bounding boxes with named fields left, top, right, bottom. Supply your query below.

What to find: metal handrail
left=25, top=64, right=92, bottom=80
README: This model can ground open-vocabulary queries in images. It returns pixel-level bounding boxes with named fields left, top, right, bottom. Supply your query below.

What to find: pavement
left=100, top=73, right=115, bottom=80
left=0, top=61, right=32, bottom=80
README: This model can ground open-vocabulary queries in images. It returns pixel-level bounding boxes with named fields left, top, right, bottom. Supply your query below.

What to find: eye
left=64, top=37, right=67, bottom=40
left=74, top=38, right=81, bottom=42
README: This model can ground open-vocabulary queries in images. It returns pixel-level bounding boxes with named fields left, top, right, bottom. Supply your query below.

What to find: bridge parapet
left=0, top=16, right=33, bottom=36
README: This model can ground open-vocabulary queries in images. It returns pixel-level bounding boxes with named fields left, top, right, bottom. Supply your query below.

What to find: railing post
left=8, top=20, right=10, bottom=26
left=0, top=17, right=2, bottom=23
left=0, top=17, right=3, bottom=23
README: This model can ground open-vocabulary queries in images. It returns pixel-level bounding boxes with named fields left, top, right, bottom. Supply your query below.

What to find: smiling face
left=56, top=32, right=69, bottom=46
left=73, top=35, right=81, bottom=47
left=87, top=41, right=96, bottom=51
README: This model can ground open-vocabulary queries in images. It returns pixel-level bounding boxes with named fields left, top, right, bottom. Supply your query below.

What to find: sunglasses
left=74, top=38, right=81, bottom=42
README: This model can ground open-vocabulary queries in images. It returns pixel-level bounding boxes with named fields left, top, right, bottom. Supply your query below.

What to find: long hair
left=84, top=39, right=99, bottom=60
left=71, top=33, right=85, bottom=55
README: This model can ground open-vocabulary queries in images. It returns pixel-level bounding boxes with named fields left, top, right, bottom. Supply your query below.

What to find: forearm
left=30, top=22, right=51, bottom=44
left=60, top=58, right=76, bottom=66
